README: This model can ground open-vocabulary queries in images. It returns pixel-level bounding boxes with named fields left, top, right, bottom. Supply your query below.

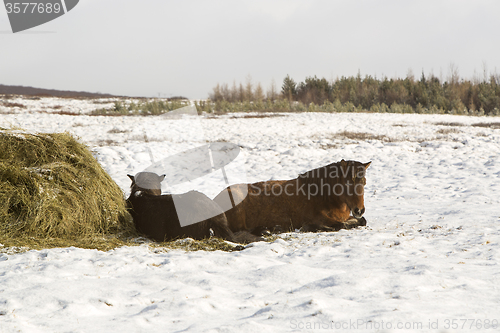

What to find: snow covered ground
left=1, top=99, right=500, bottom=332
left=0, top=96, right=120, bottom=115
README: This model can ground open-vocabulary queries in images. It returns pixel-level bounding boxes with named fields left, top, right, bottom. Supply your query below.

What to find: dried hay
left=0, top=129, right=134, bottom=249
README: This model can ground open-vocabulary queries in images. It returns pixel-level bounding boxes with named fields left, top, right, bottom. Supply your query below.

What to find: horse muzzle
left=352, top=207, right=365, bottom=218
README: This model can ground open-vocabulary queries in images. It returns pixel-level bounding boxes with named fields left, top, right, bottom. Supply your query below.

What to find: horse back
left=214, top=179, right=314, bottom=231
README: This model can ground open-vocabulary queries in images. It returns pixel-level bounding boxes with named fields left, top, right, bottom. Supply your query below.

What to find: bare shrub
left=1, top=101, right=26, bottom=108
left=434, top=122, right=465, bottom=127
left=436, top=128, right=461, bottom=135
left=231, top=114, right=285, bottom=119
left=336, top=131, right=391, bottom=141
left=96, top=139, right=118, bottom=146
left=108, top=128, right=130, bottom=134
left=472, top=122, right=500, bottom=129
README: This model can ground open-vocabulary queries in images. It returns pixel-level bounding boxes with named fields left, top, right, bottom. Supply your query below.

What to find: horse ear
left=127, top=174, right=135, bottom=182
left=364, top=162, right=372, bottom=169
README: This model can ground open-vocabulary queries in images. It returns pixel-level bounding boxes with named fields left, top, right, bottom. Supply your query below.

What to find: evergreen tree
left=282, top=74, right=297, bottom=100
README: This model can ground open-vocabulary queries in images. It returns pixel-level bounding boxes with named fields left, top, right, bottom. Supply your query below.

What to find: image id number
left=5, top=2, right=62, bottom=14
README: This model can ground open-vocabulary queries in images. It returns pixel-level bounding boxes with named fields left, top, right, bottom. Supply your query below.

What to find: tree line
left=209, top=71, right=500, bottom=115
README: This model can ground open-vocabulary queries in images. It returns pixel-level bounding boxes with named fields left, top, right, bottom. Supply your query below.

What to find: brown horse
left=213, top=160, right=371, bottom=234
left=126, top=172, right=261, bottom=244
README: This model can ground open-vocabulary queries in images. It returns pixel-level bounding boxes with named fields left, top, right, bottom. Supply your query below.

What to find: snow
left=1, top=101, right=500, bottom=332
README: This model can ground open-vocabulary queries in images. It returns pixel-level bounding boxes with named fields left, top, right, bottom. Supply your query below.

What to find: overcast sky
left=1, top=0, right=500, bottom=99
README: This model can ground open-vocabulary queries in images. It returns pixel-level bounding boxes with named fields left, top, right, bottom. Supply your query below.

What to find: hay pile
left=0, top=129, right=134, bottom=249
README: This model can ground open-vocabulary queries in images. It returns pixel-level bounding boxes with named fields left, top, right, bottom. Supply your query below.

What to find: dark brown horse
left=213, top=160, right=371, bottom=234
left=126, top=172, right=261, bottom=244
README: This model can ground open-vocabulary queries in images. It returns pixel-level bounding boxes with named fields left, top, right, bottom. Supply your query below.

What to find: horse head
left=338, top=160, right=371, bottom=218
left=127, top=172, right=166, bottom=196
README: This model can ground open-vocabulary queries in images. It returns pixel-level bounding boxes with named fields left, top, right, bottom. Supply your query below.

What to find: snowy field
left=1, top=98, right=500, bottom=332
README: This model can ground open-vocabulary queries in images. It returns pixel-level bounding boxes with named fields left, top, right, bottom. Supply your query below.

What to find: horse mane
left=298, top=160, right=359, bottom=200
left=299, top=161, right=338, bottom=200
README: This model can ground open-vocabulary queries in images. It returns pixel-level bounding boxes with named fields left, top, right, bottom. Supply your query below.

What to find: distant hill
left=0, top=84, right=119, bottom=99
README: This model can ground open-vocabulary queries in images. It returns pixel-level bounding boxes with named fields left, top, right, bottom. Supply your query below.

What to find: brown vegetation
left=436, top=128, right=461, bottom=135
left=434, top=122, right=465, bottom=127
left=472, top=122, right=500, bottom=129
left=335, top=131, right=390, bottom=141
left=1, top=101, right=26, bottom=108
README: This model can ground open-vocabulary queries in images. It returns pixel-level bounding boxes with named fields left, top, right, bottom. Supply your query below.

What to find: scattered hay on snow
left=150, top=237, right=246, bottom=252
left=0, top=129, right=134, bottom=248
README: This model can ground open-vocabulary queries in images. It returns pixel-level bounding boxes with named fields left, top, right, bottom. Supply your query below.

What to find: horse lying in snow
left=126, top=172, right=261, bottom=244
left=213, top=159, right=370, bottom=235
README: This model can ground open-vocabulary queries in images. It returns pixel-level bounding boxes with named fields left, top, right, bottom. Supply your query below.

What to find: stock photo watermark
left=249, top=164, right=367, bottom=200
left=290, top=318, right=499, bottom=331
left=133, top=104, right=250, bottom=227
left=3, top=0, right=79, bottom=33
